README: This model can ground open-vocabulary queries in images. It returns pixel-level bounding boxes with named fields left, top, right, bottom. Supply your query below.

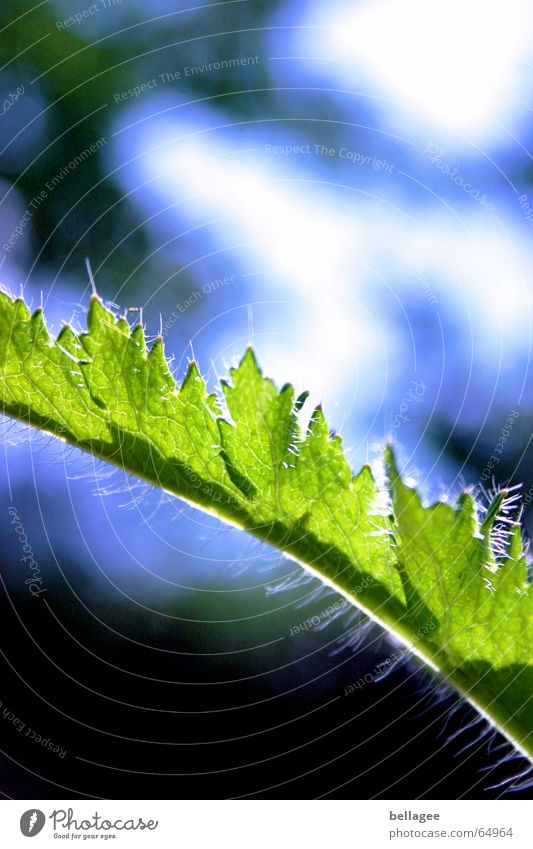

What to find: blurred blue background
left=0, top=0, right=532, bottom=798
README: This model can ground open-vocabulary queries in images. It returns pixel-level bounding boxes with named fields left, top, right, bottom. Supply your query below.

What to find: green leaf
left=386, top=448, right=532, bottom=754
left=0, top=291, right=531, bottom=760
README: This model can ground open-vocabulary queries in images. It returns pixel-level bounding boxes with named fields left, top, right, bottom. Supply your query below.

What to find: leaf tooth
left=492, top=523, right=530, bottom=597
left=387, top=447, right=480, bottom=532
left=87, top=294, right=114, bottom=332
left=239, top=346, right=261, bottom=374
left=131, top=323, right=146, bottom=355
left=295, top=390, right=309, bottom=412
left=205, top=390, right=222, bottom=416
left=147, top=335, right=168, bottom=368
left=56, top=325, right=84, bottom=361
left=218, top=417, right=232, bottom=436
left=305, top=405, right=348, bottom=459
left=456, top=491, right=479, bottom=530
left=180, top=361, right=207, bottom=397
left=225, top=347, right=261, bottom=386
left=228, top=346, right=277, bottom=395
left=56, top=324, right=77, bottom=346
left=480, top=490, right=506, bottom=537
left=146, top=336, right=176, bottom=390
left=29, top=307, right=50, bottom=345
left=384, top=442, right=399, bottom=483
left=279, top=381, right=295, bottom=404
left=307, top=403, right=327, bottom=435
left=148, top=335, right=164, bottom=357
left=505, top=522, right=525, bottom=562
left=12, top=296, right=31, bottom=324
left=0, top=290, right=15, bottom=309
left=353, top=462, right=375, bottom=487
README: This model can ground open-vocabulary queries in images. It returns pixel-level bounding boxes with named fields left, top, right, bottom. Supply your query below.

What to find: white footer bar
left=1, top=799, right=530, bottom=847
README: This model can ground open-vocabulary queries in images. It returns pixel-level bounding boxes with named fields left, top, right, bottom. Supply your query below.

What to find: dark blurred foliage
left=0, top=0, right=532, bottom=799
left=0, top=0, right=283, bottom=295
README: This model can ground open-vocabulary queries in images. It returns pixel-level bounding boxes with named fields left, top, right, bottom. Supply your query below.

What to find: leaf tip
left=87, top=293, right=112, bottom=332
left=307, top=403, right=328, bottom=438
left=383, top=443, right=399, bottom=480
left=131, top=323, right=147, bottom=353
left=147, top=334, right=168, bottom=368
left=30, top=306, right=50, bottom=341
left=239, top=346, right=261, bottom=374
left=295, top=390, right=309, bottom=412
left=181, top=360, right=205, bottom=393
